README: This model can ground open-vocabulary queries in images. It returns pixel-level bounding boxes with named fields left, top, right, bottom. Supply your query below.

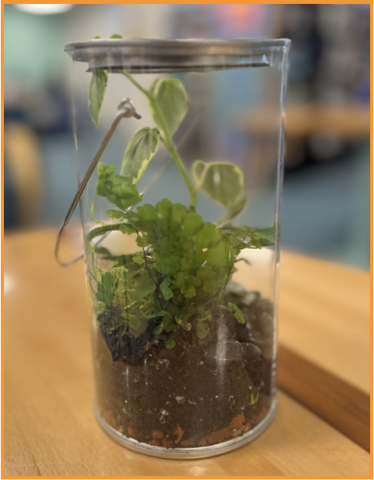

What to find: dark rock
left=97, top=307, right=157, bottom=361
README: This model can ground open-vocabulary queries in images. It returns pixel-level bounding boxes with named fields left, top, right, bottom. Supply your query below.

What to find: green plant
left=87, top=35, right=275, bottom=352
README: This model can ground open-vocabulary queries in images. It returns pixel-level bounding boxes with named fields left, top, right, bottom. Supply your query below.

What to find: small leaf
left=149, top=78, right=188, bottom=136
left=132, top=253, right=144, bottom=265
left=121, top=127, right=160, bottom=183
left=136, top=235, right=150, bottom=247
left=255, top=225, right=276, bottom=245
left=196, top=327, right=209, bottom=339
left=165, top=339, right=176, bottom=349
left=193, top=160, right=244, bottom=208
left=95, top=271, right=116, bottom=306
left=110, top=34, right=123, bottom=38
left=144, top=310, right=167, bottom=319
left=203, top=277, right=223, bottom=293
left=153, top=324, right=164, bottom=335
left=133, top=277, right=156, bottom=302
left=227, top=302, right=245, bottom=324
left=89, top=70, right=108, bottom=127
left=217, top=195, right=248, bottom=228
left=160, top=277, right=173, bottom=300
left=94, top=36, right=101, bottom=39
left=106, top=209, right=125, bottom=219
left=235, top=257, right=251, bottom=266
left=250, top=391, right=259, bottom=405
left=181, top=285, right=196, bottom=298
left=119, top=224, right=136, bottom=235
left=165, top=323, right=176, bottom=333
left=127, top=314, right=141, bottom=331
left=96, top=163, right=143, bottom=210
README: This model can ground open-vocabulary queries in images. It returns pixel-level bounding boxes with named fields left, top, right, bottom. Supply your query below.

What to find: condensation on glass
left=65, top=38, right=290, bottom=459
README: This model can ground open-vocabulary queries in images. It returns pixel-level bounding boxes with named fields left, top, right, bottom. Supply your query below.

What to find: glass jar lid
left=65, top=38, right=291, bottom=73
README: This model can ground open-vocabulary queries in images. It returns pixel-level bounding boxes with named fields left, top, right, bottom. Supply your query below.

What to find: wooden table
left=4, top=229, right=371, bottom=477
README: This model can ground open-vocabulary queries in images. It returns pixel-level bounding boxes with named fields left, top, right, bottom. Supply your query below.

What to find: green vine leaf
left=110, top=34, right=123, bottom=38
left=193, top=160, right=244, bottom=208
left=120, top=127, right=160, bottom=183
left=89, top=70, right=108, bottom=127
left=216, top=195, right=248, bottom=228
left=149, top=78, right=188, bottom=136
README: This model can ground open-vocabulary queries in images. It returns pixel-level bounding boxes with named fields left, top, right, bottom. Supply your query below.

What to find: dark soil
left=93, top=284, right=275, bottom=448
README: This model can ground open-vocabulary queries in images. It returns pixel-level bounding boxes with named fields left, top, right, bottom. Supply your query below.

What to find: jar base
left=93, top=394, right=278, bottom=459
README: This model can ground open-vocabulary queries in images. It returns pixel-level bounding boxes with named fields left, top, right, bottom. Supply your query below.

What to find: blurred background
left=4, top=3, right=370, bottom=270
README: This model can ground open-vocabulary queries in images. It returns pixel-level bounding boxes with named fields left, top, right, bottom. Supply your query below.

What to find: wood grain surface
left=278, top=345, right=370, bottom=452
left=3, top=229, right=371, bottom=477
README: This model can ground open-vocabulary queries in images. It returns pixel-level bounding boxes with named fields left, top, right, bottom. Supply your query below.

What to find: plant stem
left=121, top=70, right=197, bottom=211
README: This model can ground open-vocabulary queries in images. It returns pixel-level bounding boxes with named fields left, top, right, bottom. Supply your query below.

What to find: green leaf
left=96, top=163, right=143, bottom=210
left=181, top=285, right=196, bottom=298
left=193, top=160, right=244, bottom=208
left=194, top=222, right=221, bottom=249
left=154, top=324, right=164, bottom=335
left=119, top=224, right=136, bottom=235
left=128, top=314, right=141, bottom=331
left=160, top=277, right=173, bottom=300
left=164, top=323, right=177, bottom=333
left=144, top=310, right=167, bottom=319
left=149, top=78, right=188, bottom=136
left=181, top=212, right=204, bottom=238
left=235, top=257, right=251, bottom=266
left=133, top=277, right=156, bottom=302
left=106, top=209, right=125, bottom=219
left=136, top=235, right=150, bottom=248
left=196, top=322, right=210, bottom=339
left=255, top=225, right=276, bottom=246
left=95, top=271, right=116, bottom=306
left=110, top=34, right=123, bottom=38
left=132, top=253, right=144, bottom=265
left=203, top=277, right=223, bottom=293
left=227, top=302, right=245, bottom=324
left=216, top=195, right=248, bottom=228
left=121, top=128, right=160, bottom=183
left=165, top=339, right=176, bottom=349
left=94, top=36, right=101, bottom=39
left=89, top=70, right=108, bottom=127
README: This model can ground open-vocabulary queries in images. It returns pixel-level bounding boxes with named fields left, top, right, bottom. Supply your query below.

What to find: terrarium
left=59, top=37, right=290, bottom=458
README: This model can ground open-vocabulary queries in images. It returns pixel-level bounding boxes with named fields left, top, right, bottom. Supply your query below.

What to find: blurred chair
left=4, top=123, right=43, bottom=228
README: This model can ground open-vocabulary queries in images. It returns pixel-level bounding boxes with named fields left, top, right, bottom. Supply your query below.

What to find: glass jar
left=64, top=38, right=290, bottom=459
